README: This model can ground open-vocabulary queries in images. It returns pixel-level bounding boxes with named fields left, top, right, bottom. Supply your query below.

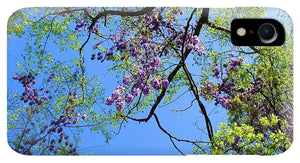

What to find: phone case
left=7, top=7, right=293, bottom=155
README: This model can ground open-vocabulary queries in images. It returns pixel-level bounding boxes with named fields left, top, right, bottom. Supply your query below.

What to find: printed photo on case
left=7, top=7, right=293, bottom=155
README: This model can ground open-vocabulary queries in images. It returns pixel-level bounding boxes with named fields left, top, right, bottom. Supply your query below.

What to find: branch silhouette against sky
left=7, top=7, right=293, bottom=155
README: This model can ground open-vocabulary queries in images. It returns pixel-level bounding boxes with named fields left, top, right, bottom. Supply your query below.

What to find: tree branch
left=182, top=64, right=214, bottom=142
left=153, top=113, right=209, bottom=155
left=206, top=20, right=260, bottom=53
left=169, top=137, right=185, bottom=155
left=181, top=8, right=197, bottom=57
left=207, top=21, right=231, bottom=33
left=78, top=32, right=91, bottom=103
left=77, top=7, right=155, bottom=104
left=170, top=98, right=196, bottom=112
left=126, top=8, right=210, bottom=123
left=89, top=7, right=155, bottom=30
left=160, top=90, right=190, bottom=108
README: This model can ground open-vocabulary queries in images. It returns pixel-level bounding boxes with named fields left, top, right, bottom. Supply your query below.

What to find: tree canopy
left=7, top=7, right=293, bottom=155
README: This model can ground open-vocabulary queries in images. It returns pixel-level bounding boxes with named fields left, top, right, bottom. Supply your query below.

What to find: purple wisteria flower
left=145, top=15, right=153, bottom=22
left=117, top=85, right=125, bottom=94
left=187, top=43, right=194, bottom=50
left=206, top=82, right=213, bottom=91
left=219, top=97, right=231, bottom=107
left=131, top=87, right=140, bottom=96
left=105, top=96, right=114, bottom=105
left=138, top=69, right=146, bottom=79
left=194, top=42, right=206, bottom=56
left=288, top=63, right=293, bottom=70
left=212, top=68, right=220, bottom=78
left=125, top=93, right=134, bottom=103
left=191, top=35, right=199, bottom=44
left=229, top=59, right=242, bottom=72
left=123, top=75, right=132, bottom=85
left=111, top=90, right=120, bottom=100
left=284, top=104, right=292, bottom=112
left=151, top=76, right=161, bottom=90
left=116, top=97, right=125, bottom=111
left=212, top=90, right=219, bottom=98
left=142, top=84, right=151, bottom=95
left=82, top=114, right=87, bottom=120
left=151, top=56, right=161, bottom=67
left=161, top=79, right=169, bottom=89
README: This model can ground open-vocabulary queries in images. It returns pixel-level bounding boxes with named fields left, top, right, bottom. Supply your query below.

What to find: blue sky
left=6, top=7, right=286, bottom=155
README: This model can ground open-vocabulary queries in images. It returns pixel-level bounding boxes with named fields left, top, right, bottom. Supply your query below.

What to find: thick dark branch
left=236, top=47, right=258, bottom=54
left=78, top=8, right=154, bottom=104
left=79, top=7, right=155, bottom=84
left=182, top=8, right=209, bottom=60
left=207, top=21, right=231, bottom=33
left=126, top=8, right=210, bottom=123
left=89, top=7, right=155, bottom=30
left=83, top=8, right=93, bottom=20
left=79, top=32, right=91, bottom=62
left=125, top=52, right=182, bottom=123
left=181, top=8, right=197, bottom=57
left=98, top=7, right=155, bottom=17
left=182, top=64, right=214, bottom=142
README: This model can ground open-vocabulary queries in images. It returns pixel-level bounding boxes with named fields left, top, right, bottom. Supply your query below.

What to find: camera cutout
left=231, top=19, right=285, bottom=46
left=258, top=23, right=278, bottom=44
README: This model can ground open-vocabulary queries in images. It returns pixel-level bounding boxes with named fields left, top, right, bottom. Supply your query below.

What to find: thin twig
left=206, top=20, right=260, bottom=53
left=159, top=90, right=190, bottom=108
left=170, top=137, right=185, bottom=155
left=170, top=98, right=196, bottom=112
left=153, top=113, right=209, bottom=155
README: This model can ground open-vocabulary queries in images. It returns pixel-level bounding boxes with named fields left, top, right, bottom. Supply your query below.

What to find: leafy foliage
left=7, top=7, right=292, bottom=155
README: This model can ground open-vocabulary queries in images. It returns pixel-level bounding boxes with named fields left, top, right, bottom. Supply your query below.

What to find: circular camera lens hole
left=258, top=23, right=278, bottom=44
